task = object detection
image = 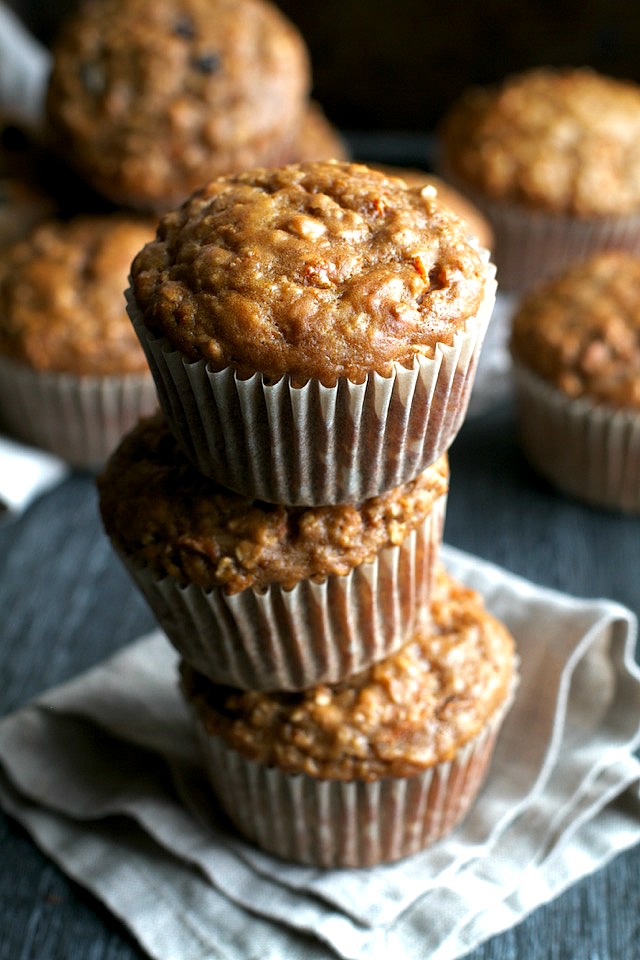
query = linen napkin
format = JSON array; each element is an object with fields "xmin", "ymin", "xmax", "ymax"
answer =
[
  {"xmin": 1, "ymin": 543, "xmax": 639, "ymax": 960},
  {"xmin": 0, "ymin": 435, "xmax": 68, "ymax": 517}
]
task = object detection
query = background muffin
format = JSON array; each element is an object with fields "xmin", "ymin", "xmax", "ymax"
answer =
[
  {"xmin": 129, "ymin": 159, "xmax": 496, "ymax": 505},
  {"xmin": 98, "ymin": 413, "xmax": 449, "ymax": 690},
  {"xmin": 510, "ymin": 250, "xmax": 640, "ymax": 512},
  {"xmin": 181, "ymin": 567, "xmax": 518, "ymax": 867},
  {"xmin": 0, "ymin": 213, "xmax": 158, "ymax": 466},
  {"xmin": 45, "ymin": 0, "xmax": 311, "ymax": 212},
  {"xmin": 438, "ymin": 67, "xmax": 640, "ymax": 292}
]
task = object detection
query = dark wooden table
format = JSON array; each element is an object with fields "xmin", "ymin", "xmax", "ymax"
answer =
[{"xmin": 1, "ymin": 396, "xmax": 639, "ymax": 960}]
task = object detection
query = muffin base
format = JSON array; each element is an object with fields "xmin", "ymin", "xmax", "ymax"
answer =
[
  {"xmin": 114, "ymin": 493, "xmax": 446, "ymax": 690},
  {"xmin": 513, "ymin": 362, "xmax": 640, "ymax": 513},
  {"xmin": 189, "ymin": 680, "xmax": 515, "ymax": 868},
  {"xmin": 0, "ymin": 354, "xmax": 158, "ymax": 468},
  {"xmin": 127, "ymin": 264, "xmax": 495, "ymax": 506}
]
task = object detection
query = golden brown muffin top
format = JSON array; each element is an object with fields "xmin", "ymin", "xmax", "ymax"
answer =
[
  {"xmin": 440, "ymin": 67, "xmax": 640, "ymax": 216},
  {"xmin": 0, "ymin": 214, "xmax": 155, "ymax": 375},
  {"xmin": 182, "ymin": 568, "xmax": 516, "ymax": 779},
  {"xmin": 130, "ymin": 160, "xmax": 489, "ymax": 386},
  {"xmin": 371, "ymin": 164, "xmax": 493, "ymax": 251},
  {"xmin": 97, "ymin": 413, "xmax": 449, "ymax": 594},
  {"xmin": 45, "ymin": 0, "xmax": 310, "ymax": 212},
  {"xmin": 510, "ymin": 251, "xmax": 640, "ymax": 408}
]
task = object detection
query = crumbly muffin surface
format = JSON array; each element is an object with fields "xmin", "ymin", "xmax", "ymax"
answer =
[
  {"xmin": 440, "ymin": 67, "xmax": 640, "ymax": 216},
  {"xmin": 45, "ymin": 0, "xmax": 310, "ymax": 212},
  {"xmin": 131, "ymin": 160, "xmax": 488, "ymax": 385},
  {"xmin": 510, "ymin": 251, "xmax": 640, "ymax": 407},
  {"xmin": 0, "ymin": 215, "xmax": 155, "ymax": 374},
  {"xmin": 97, "ymin": 413, "xmax": 449, "ymax": 593},
  {"xmin": 182, "ymin": 569, "xmax": 515, "ymax": 779}
]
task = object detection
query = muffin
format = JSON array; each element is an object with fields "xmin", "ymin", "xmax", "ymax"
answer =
[
  {"xmin": 439, "ymin": 67, "xmax": 640, "ymax": 292},
  {"xmin": 181, "ymin": 567, "xmax": 518, "ymax": 867},
  {"xmin": 289, "ymin": 100, "xmax": 350, "ymax": 163},
  {"xmin": 371, "ymin": 164, "xmax": 493, "ymax": 251},
  {"xmin": 0, "ymin": 214, "xmax": 158, "ymax": 466},
  {"xmin": 45, "ymin": 0, "xmax": 311, "ymax": 213},
  {"xmin": 98, "ymin": 413, "xmax": 449, "ymax": 690},
  {"xmin": 128, "ymin": 160, "xmax": 496, "ymax": 505},
  {"xmin": 510, "ymin": 250, "xmax": 640, "ymax": 512}
]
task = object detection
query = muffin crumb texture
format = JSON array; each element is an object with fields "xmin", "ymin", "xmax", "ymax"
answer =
[
  {"xmin": 510, "ymin": 251, "xmax": 640, "ymax": 407},
  {"xmin": 131, "ymin": 160, "xmax": 488, "ymax": 385},
  {"xmin": 182, "ymin": 569, "xmax": 515, "ymax": 780}
]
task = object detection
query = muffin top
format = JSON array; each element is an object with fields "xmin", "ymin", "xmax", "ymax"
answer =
[
  {"xmin": 0, "ymin": 214, "xmax": 155, "ymax": 375},
  {"xmin": 182, "ymin": 568, "xmax": 516, "ymax": 779},
  {"xmin": 130, "ymin": 160, "xmax": 489, "ymax": 386},
  {"xmin": 45, "ymin": 0, "xmax": 310, "ymax": 212},
  {"xmin": 97, "ymin": 413, "xmax": 449, "ymax": 594},
  {"xmin": 510, "ymin": 251, "xmax": 640, "ymax": 408},
  {"xmin": 440, "ymin": 67, "xmax": 640, "ymax": 217}
]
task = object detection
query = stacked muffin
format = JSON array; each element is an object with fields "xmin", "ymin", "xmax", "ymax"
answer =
[{"xmin": 98, "ymin": 159, "xmax": 517, "ymax": 867}]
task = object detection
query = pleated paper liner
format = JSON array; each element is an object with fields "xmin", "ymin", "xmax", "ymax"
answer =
[
  {"xmin": 113, "ymin": 493, "xmax": 446, "ymax": 691},
  {"xmin": 0, "ymin": 354, "xmax": 158, "ymax": 468},
  {"xmin": 513, "ymin": 363, "xmax": 640, "ymax": 514},
  {"xmin": 127, "ymin": 256, "xmax": 496, "ymax": 506},
  {"xmin": 189, "ymin": 674, "xmax": 517, "ymax": 868}
]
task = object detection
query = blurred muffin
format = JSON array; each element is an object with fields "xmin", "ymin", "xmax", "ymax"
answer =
[
  {"xmin": 45, "ymin": 0, "xmax": 311, "ymax": 213},
  {"xmin": 98, "ymin": 413, "xmax": 449, "ymax": 690},
  {"xmin": 372, "ymin": 164, "xmax": 493, "ymax": 251},
  {"xmin": 510, "ymin": 250, "xmax": 640, "ymax": 512},
  {"xmin": 129, "ymin": 160, "xmax": 496, "ymax": 505},
  {"xmin": 181, "ymin": 567, "xmax": 518, "ymax": 867},
  {"xmin": 439, "ymin": 67, "xmax": 640, "ymax": 292},
  {"xmin": 0, "ymin": 214, "xmax": 158, "ymax": 466},
  {"xmin": 289, "ymin": 100, "xmax": 349, "ymax": 163}
]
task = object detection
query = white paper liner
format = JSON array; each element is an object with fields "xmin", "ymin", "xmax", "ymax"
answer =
[
  {"xmin": 0, "ymin": 354, "xmax": 158, "ymax": 469},
  {"xmin": 114, "ymin": 494, "xmax": 446, "ymax": 690},
  {"xmin": 438, "ymin": 167, "xmax": 640, "ymax": 294},
  {"xmin": 191, "ymin": 677, "xmax": 516, "ymax": 868},
  {"xmin": 513, "ymin": 362, "xmax": 640, "ymax": 513},
  {"xmin": 126, "ymin": 262, "xmax": 496, "ymax": 506}
]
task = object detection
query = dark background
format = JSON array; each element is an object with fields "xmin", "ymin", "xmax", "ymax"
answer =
[{"xmin": 8, "ymin": 0, "xmax": 640, "ymax": 131}]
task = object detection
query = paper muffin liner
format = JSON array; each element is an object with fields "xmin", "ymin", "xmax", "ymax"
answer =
[
  {"xmin": 0, "ymin": 354, "xmax": 158, "ymax": 469},
  {"xmin": 513, "ymin": 362, "xmax": 640, "ymax": 513},
  {"xmin": 114, "ymin": 493, "xmax": 446, "ymax": 690},
  {"xmin": 126, "ymin": 262, "xmax": 496, "ymax": 506},
  {"xmin": 438, "ymin": 168, "xmax": 640, "ymax": 294},
  {"xmin": 189, "ymin": 673, "xmax": 517, "ymax": 868}
]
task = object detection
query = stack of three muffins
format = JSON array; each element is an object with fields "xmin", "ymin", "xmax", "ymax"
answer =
[{"xmin": 98, "ymin": 160, "xmax": 517, "ymax": 868}]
